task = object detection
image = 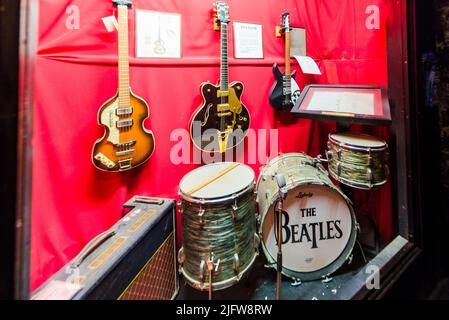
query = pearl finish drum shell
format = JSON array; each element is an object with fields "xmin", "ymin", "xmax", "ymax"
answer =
[
  {"xmin": 327, "ymin": 132, "xmax": 389, "ymax": 189},
  {"xmin": 178, "ymin": 162, "xmax": 259, "ymax": 291}
]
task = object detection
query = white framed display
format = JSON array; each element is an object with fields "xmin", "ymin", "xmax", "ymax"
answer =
[
  {"xmin": 135, "ymin": 9, "xmax": 182, "ymax": 58},
  {"xmin": 233, "ymin": 22, "xmax": 264, "ymax": 59}
]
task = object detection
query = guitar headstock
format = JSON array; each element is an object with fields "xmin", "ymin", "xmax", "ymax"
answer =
[
  {"xmin": 213, "ymin": 2, "xmax": 230, "ymax": 30},
  {"xmin": 113, "ymin": 0, "xmax": 132, "ymax": 8},
  {"xmin": 281, "ymin": 12, "xmax": 291, "ymax": 33}
]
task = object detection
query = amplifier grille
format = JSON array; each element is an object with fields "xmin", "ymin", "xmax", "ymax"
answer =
[{"xmin": 119, "ymin": 233, "xmax": 176, "ymax": 300}]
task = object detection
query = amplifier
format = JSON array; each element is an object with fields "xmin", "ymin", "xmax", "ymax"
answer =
[{"xmin": 32, "ymin": 196, "xmax": 179, "ymax": 300}]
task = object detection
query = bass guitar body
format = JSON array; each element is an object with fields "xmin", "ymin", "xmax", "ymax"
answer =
[
  {"xmin": 92, "ymin": 90, "xmax": 155, "ymax": 172},
  {"xmin": 269, "ymin": 63, "xmax": 301, "ymax": 111},
  {"xmin": 190, "ymin": 81, "xmax": 250, "ymax": 153}
]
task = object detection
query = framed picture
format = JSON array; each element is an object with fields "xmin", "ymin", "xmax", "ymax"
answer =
[
  {"xmin": 291, "ymin": 85, "xmax": 392, "ymax": 125},
  {"xmin": 135, "ymin": 10, "xmax": 182, "ymax": 58},
  {"xmin": 233, "ymin": 22, "xmax": 264, "ymax": 59}
]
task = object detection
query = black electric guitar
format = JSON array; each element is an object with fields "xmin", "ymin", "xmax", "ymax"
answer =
[
  {"xmin": 269, "ymin": 12, "xmax": 301, "ymax": 111},
  {"xmin": 190, "ymin": 2, "xmax": 250, "ymax": 153}
]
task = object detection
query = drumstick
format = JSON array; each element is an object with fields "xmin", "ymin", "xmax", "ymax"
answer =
[{"xmin": 186, "ymin": 163, "xmax": 241, "ymax": 196}]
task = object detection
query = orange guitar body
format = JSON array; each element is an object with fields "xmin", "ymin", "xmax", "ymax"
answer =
[{"xmin": 92, "ymin": 90, "xmax": 155, "ymax": 172}]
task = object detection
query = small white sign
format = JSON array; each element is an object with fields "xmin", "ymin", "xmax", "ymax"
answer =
[
  {"xmin": 233, "ymin": 22, "xmax": 264, "ymax": 59},
  {"xmin": 293, "ymin": 55, "xmax": 322, "ymax": 75},
  {"xmin": 102, "ymin": 16, "xmax": 118, "ymax": 33},
  {"xmin": 135, "ymin": 10, "xmax": 181, "ymax": 58}
]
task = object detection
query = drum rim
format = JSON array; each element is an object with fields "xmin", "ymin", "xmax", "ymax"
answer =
[
  {"xmin": 256, "ymin": 153, "xmax": 316, "ymax": 191},
  {"xmin": 179, "ymin": 162, "xmax": 255, "ymax": 203},
  {"xmin": 328, "ymin": 132, "xmax": 388, "ymax": 152},
  {"xmin": 180, "ymin": 182, "xmax": 255, "ymax": 204},
  {"xmin": 258, "ymin": 182, "xmax": 357, "ymax": 282},
  {"xmin": 179, "ymin": 248, "xmax": 259, "ymax": 291}
]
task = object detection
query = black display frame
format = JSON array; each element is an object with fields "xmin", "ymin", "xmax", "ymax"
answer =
[{"xmin": 291, "ymin": 84, "xmax": 392, "ymax": 125}]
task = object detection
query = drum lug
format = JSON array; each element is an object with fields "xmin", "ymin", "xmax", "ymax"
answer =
[
  {"xmin": 254, "ymin": 233, "xmax": 260, "ymax": 253},
  {"xmin": 368, "ymin": 148, "xmax": 373, "ymax": 166},
  {"xmin": 291, "ymin": 278, "xmax": 302, "ymax": 287},
  {"xmin": 367, "ymin": 168, "xmax": 373, "ymax": 189},
  {"xmin": 199, "ymin": 260, "xmax": 207, "ymax": 285},
  {"xmin": 207, "ymin": 253, "xmax": 220, "ymax": 272},
  {"xmin": 232, "ymin": 205, "xmax": 239, "ymax": 221},
  {"xmin": 233, "ymin": 253, "xmax": 240, "ymax": 277},
  {"xmin": 347, "ymin": 253, "xmax": 354, "ymax": 265},
  {"xmin": 287, "ymin": 173, "xmax": 295, "ymax": 186},
  {"xmin": 198, "ymin": 207, "xmax": 205, "ymax": 226},
  {"xmin": 177, "ymin": 247, "xmax": 185, "ymax": 273},
  {"xmin": 321, "ymin": 276, "xmax": 333, "ymax": 283},
  {"xmin": 177, "ymin": 200, "xmax": 183, "ymax": 214},
  {"xmin": 337, "ymin": 162, "xmax": 342, "ymax": 177},
  {"xmin": 336, "ymin": 147, "xmax": 342, "ymax": 161},
  {"xmin": 232, "ymin": 198, "xmax": 238, "ymax": 220}
]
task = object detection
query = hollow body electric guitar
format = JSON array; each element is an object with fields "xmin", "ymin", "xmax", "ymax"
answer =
[
  {"xmin": 190, "ymin": 2, "xmax": 250, "ymax": 153},
  {"xmin": 93, "ymin": 0, "xmax": 155, "ymax": 172},
  {"xmin": 269, "ymin": 12, "xmax": 301, "ymax": 111}
]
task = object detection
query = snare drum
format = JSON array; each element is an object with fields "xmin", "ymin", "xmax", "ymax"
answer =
[
  {"xmin": 327, "ymin": 132, "xmax": 389, "ymax": 190},
  {"xmin": 178, "ymin": 163, "xmax": 259, "ymax": 291},
  {"xmin": 257, "ymin": 153, "xmax": 357, "ymax": 282}
]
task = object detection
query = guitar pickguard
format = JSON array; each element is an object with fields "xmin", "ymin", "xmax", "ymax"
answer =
[
  {"xmin": 228, "ymin": 87, "xmax": 243, "ymax": 114},
  {"xmin": 100, "ymin": 99, "xmax": 120, "ymax": 145}
]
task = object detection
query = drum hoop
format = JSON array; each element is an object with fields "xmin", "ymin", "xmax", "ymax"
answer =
[
  {"xmin": 264, "ymin": 153, "xmax": 314, "ymax": 167},
  {"xmin": 180, "ymin": 179, "xmax": 255, "ymax": 204},
  {"xmin": 179, "ymin": 248, "xmax": 258, "ymax": 291},
  {"xmin": 329, "ymin": 133, "xmax": 388, "ymax": 152},
  {"xmin": 258, "ymin": 182, "xmax": 357, "ymax": 282},
  {"xmin": 256, "ymin": 153, "xmax": 318, "ymax": 192}
]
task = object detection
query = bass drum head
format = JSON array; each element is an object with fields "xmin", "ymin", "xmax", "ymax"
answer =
[
  {"xmin": 179, "ymin": 162, "xmax": 255, "ymax": 201},
  {"xmin": 260, "ymin": 183, "xmax": 357, "ymax": 281}
]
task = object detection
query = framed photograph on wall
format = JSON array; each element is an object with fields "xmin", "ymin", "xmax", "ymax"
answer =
[
  {"xmin": 233, "ymin": 22, "xmax": 264, "ymax": 59},
  {"xmin": 135, "ymin": 10, "xmax": 182, "ymax": 58}
]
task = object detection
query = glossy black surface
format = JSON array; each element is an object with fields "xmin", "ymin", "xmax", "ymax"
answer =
[{"xmin": 269, "ymin": 64, "xmax": 297, "ymax": 111}]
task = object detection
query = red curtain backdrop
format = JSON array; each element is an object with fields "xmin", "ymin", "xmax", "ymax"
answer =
[{"xmin": 31, "ymin": 0, "xmax": 390, "ymax": 291}]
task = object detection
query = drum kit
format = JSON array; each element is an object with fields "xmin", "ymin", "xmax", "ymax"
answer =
[{"xmin": 177, "ymin": 132, "xmax": 389, "ymax": 299}]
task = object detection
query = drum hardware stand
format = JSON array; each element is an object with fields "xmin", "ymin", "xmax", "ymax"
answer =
[
  {"xmin": 275, "ymin": 174, "xmax": 287, "ymax": 300},
  {"xmin": 206, "ymin": 254, "xmax": 220, "ymax": 301}
]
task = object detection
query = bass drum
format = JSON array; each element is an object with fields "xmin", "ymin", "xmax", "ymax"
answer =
[{"xmin": 257, "ymin": 153, "xmax": 357, "ymax": 282}]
